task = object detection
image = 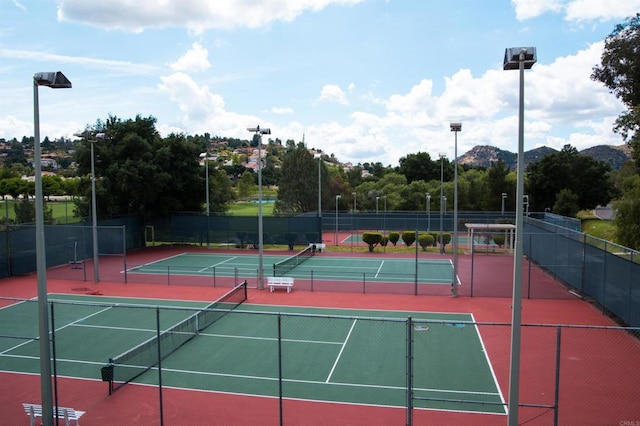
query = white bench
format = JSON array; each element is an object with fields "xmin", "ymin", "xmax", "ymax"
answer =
[
  {"xmin": 309, "ymin": 243, "xmax": 326, "ymax": 252},
  {"xmin": 23, "ymin": 403, "xmax": 85, "ymax": 426},
  {"xmin": 267, "ymin": 276, "xmax": 294, "ymax": 293}
]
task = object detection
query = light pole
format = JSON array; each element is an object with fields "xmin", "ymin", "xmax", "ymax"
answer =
[
  {"xmin": 247, "ymin": 125, "xmax": 271, "ymax": 290},
  {"xmin": 376, "ymin": 196, "xmax": 380, "ymax": 215},
  {"xmin": 34, "ymin": 71, "xmax": 72, "ymax": 426},
  {"xmin": 502, "ymin": 192, "xmax": 508, "ymax": 216},
  {"xmin": 335, "ymin": 195, "xmax": 341, "ymax": 245},
  {"xmin": 524, "ymin": 194, "xmax": 530, "ymax": 216},
  {"xmin": 314, "ymin": 153, "xmax": 322, "ymax": 218},
  {"xmin": 200, "ymin": 152, "xmax": 210, "ymax": 248},
  {"xmin": 504, "ymin": 46, "xmax": 537, "ymax": 426},
  {"xmin": 439, "ymin": 153, "xmax": 446, "ymax": 254},
  {"xmin": 450, "ymin": 122, "xmax": 461, "ymax": 297},
  {"xmin": 74, "ymin": 130, "xmax": 104, "ymax": 283},
  {"xmin": 352, "ymin": 192, "xmax": 357, "ymax": 213},
  {"xmin": 426, "ymin": 193, "xmax": 431, "ymax": 231}
]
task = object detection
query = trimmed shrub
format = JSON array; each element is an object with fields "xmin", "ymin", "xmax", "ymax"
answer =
[
  {"xmin": 381, "ymin": 236, "xmax": 389, "ymax": 247},
  {"xmin": 388, "ymin": 232, "xmax": 400, "ymax": 246},
  {"xmin": 362, "ymin": 232, "xmax": 383, "ymax": 252},
  {"xmin": 418, "ymin": 233, "xmax": 434, "ymax": 251},
  {"xmin": 402, "ymin": 231, "xmax": 416, "ymax": 247},
  {"xmin": 493, "ymin": 234, "xmax": 505, "ymax": 247}
]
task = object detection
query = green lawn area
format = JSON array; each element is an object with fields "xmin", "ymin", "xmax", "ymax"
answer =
[
  {"xmin": 1, "ymin": 199, "xmax": 81, "ymax": 224},
  {"xmin": 581, "ymin": 218, "xmax": 617, "ymax": 242}
]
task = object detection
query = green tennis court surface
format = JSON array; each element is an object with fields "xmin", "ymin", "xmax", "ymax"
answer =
[
  {"xmin": 128, "ymin": 252, "xmax": 457, "ymax": 284},
  {"xmin": 0, "ymin": 294, "xmax": 504, "ymax": 415}
]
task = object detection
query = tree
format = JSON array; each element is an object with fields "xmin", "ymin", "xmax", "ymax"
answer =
[
  {"xmin": 418, "ymin": 233, "xmax": 434, "ymax": 251},
  {"xmin": 591, "ymin": 13, "xmax": 640, "ymax": 167},
  {"xmin": 209, "ymin": 169, "xmax": 235, "ymax": 213},
  {"xmin": 362, "ymin": 232, "xmax": 383, "ymax": 252},
  {"xmin": 74, "ymin": 116, "xmax": 206, "ymax": 218},
  {"xmin": 276, "ymin": 142, "xmax": 323, "ymax": 213},
  {"xmin": 553, "ymin": 189, "xmax": 580, "ymax": 217},
  {"xmin": 485, "ymin": 159, "xmax": 510, "ymax": 210},
  {"xmin": 397, "ymin": 152, "xmax": 438, "ymax": 183},
  {"xmin": 236, "ymin": 170, "xmax": 256, "ymax": 199},
  {"xmin": 14, "ymin": 199, "xmax": 53, "ymax": 224},
  {"xmin": 614, "ymin": 176, "xmax": 640, "ymax": 250},
  {"xmin": 526, "ymin": 145, "xmax": 613, "ymax": 213}
]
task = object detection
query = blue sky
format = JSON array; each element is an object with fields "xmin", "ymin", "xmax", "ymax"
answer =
[{"xmin": 1, "ymin": 0, "xmax": 638, "ymax": 166}]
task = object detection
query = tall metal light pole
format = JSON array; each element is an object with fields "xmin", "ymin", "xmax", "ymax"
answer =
[
  {"xmin": 314, "ymin": 153, "xmax": 322, "ymax": 217},
  {"xmin": 352, "ymin": 192, "xmax": 357, "ymax": 212},
  {"xmin": 200, "ymin": 152, "xmax": 210, "ymax": 248},
  {"xmin": 439, "ymin": 153, "xmax": 446, "ymax": 254},
  {"xmin": 450, "ymin": 122, "xmax": 461, "ymax": 297},
  {"xmin": 502, "ymin": 192, "xmax": 508, "ymax": 216},
  {"xmin": 34, "ymin": 71, "xmax": 72, "ymax": 426},
  {"xmin": 504, "ymin": 46, "xmax": 537, "ymax": 426},
  {"xmin": 426, "ymin": 193, "xmax": 431, "ymax": 231},
  {"xmin": 247, "ymin": 125, "xmax": 271, "ymax": 290},
  {"xmin": 74, "ymin": 130, "xmax": 104, "ymax": 283},
  {"xmin": 376, "ymin": 196, "xmax": 380, "ymax": 215},
  {"xmin": 335, "ymin": 195, "xmax": 341, "ymax": 245}
]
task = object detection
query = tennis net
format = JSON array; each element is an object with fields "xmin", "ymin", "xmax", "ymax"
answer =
[
  {"xmin": 273, "ymin": 246, "xmax": 314, "ymax": 276},
  {"xmin": 107, "ymin": 280, "xmax": 247, "ymax": 391}
]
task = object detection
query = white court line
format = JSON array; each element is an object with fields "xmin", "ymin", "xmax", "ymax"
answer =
[
  {"xmin": 325, "ymin": 319, "xmax": 357, "ymax": 383},
  {"xmin": 198, "ymin": 256, "xmax": 237, "ymax": 273},
  {"xmin": 374, "ymin": 260, "xmax": 385, "ymax": 278}
]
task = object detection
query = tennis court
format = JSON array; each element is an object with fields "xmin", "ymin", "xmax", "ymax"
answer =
[
  {"xmin": 0, "ymin": 290, "xmax": 504, "ymax": 416},
  {"xmin": 127, "ymin": 251, "xmax": 458, "ymax": 285}
]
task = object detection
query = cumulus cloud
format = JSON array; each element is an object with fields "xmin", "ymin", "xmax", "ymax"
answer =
[
  {"xmin": 57, "ymin": 0, "xmax": 365, "ymax": 32},
  {"xmin": 565, "ymin": 0, "xmax": 640, "ymax": 22},
  {"xmin": 511, "ymin": 0, "xmax": 563, "ymax": 20},
  {"xmin": 511, "ymin": 0, "xmax": 640, "ymax": 22},
  {"xmin": 319, "ymin": 84, "xmax": 349, "ymax": 105},
  {"xmin": 169, "ymin": 43, "xmax": 210, "ymax": 73}
]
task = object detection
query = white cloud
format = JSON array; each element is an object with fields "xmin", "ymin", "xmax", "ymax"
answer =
[
  {"xmin": 13, "ymin": 1, "xmax": 27, "ymax": 12},
  {"xmin": 0, "ymin": 48, "xmax": 161, "ymax": 75},
  {"xmin": 57, "ymin": 0, "xmax": 365, "ymax": 33},
  {"xmin": 511, "ymin": 0, "xmax": 563, "ymax": 20},
  {"xmin": 564, "ymin": 0, "xmax": 640, "ymax": 22},
  {"xmin": 511, "ymin": 0, "xmax": 640, "ymax": 22},
  {"xmin": 271, "ymin": 107, "xmax": 294, "ymax": 114},
  {"xmin": 318, "ymin": 84, "xmax": 349, "ymax": 105},
  {"xmin": 157, "ymin": 72, "xmax": 269, "ymax": 138},
  {"xmin": 169, "ymin": 43, "xmax": 210, "ymax": 73}
]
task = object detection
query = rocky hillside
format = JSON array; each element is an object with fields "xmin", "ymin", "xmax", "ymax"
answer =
[{"xmin": 458, "ymin": 144, "xmax": 631, "ymax": 170}]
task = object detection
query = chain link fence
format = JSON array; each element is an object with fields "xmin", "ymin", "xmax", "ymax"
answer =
[{"xmin": 2, "ymin": 296, "xmax": 639, "ymax": 425}]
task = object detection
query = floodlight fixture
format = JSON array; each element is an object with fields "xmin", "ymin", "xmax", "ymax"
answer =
[
  {"xmin": 247, "ymin": 126, "xmax": 271, "ymax": 135},
  {"xmin": 450, "ymin": 122, "xmax": 462, "ymax": 132},
  {"xmin": 34, "ymin": 71, "xmax": 72, "ymax": 89},
  {"xmin": 503, "ymin": 47, "xmax": 537, "ymax": 70}
]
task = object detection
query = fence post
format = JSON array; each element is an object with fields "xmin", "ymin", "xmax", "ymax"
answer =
[
  {"xmin": 278, "ymin": 314, "xmax": 283, "ymax": 426},
  {"xmin": 406, "ymin": 316, "xmax": 413, "ymax": 426},
  {"xmin": 157, "ymin": 307, "xmax": 164, "ymax": 426},
  {"xmin": 553, "ymin": 326, "xmax": 562, "ymax": 426}
]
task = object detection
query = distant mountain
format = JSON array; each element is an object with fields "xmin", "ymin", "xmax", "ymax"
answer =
[
  {"xmin": 579, "ymin": 144, "xmax": 632, "ymax": 170},
  {"xmin": 458, "ymin": 144, "xmax": 631, "ymax": 170}
]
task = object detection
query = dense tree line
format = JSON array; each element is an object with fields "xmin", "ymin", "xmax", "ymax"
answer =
[{"xmin": 591, "ymin": 13, "xmax": 640, "ymax": 249}]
